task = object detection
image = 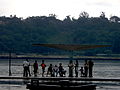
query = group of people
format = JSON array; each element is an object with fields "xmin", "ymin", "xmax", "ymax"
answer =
[
  {"xmin": 23, "ymin": 59, "xmax": 31, "ymax": 77},
  {"xmin": 23, "ymin": 59, "xmax": 66, "ymax": 77},
  {"xmin": 23, "ymin": 59, "xmax": 94, "ymax": 77},
  {"xmin": 23, "ymin": 59, "xmax": 46, "ymax": 77},
  {"xmin": 79, "ymin": 59, "xmax": 94, "ymax": 77},
  {"xmin": 68, "ymin": 59, "xmax": 94, "ymax": 77},
  {"xmin": 46, "ymin": 63, "xmax": 66, "ymax": 77}
]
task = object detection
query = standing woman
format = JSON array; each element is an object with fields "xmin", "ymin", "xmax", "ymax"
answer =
[
  {"xmin": 33, "ymin": 60, "xmax": 38, "ymax": 77},
  {"xmin": 84, "ymin": 59, "xmax": 89, "ymax": 77}
]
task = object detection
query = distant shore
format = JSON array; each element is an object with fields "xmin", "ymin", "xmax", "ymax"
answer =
[{"xmin": 0, "ymin": 54, "xmax": 120, "ymax": 60}]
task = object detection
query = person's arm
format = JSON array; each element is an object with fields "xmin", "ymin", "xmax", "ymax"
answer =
[
  {"xmin": 23, "ymin": 61, "xmax": 25, "ymax": 67},
  {"xmin": 29, "ymin": 62, "xmax": 30, "ymax": 66}
]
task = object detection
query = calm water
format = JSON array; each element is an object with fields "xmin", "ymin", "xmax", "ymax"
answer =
[{"xmin": 0, "ymin": 59, "xmax": 120, "ymax": 90}]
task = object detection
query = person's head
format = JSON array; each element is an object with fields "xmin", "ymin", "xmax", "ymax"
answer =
[
  {"xmin": 69, "ymin": 60, "xmax": 73, "ymax": 64},
  {"xmin": 50, "ymin": 64, "xmax": 52, "ymax": 66},
  {"xmin": 76, "ymin": 60, "xmax": 78, "ymax": 64},
  {"xmin": 55, "ymin": 65, "xmax": 57, "ymax": 67},
  {"xmin": 59, "ymin": 63, "xmax": 62, "ymax": 66},
  {"xmin": 42, "ymin": 60, "xmax": 44, "ymax": 63},
  {"xmin": 35, "ymin": 60, "xmax": 37, "ymax": 63},
  {"xmin": 85, "ymin": 59, "xmax": 87, "ymax": 63},
  {"xmin": 26, "ymin": 59, "xmax": 29, "ymax": 62}
]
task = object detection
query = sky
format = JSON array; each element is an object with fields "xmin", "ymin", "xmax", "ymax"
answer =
[{"xmin": 0, "ymin": 0, "xmax": 120, "ymax": 20}]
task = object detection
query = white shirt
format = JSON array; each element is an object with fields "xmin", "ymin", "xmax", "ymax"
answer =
[{"xmin": 23, "ymin": 61, "xmax": 30, "ymax": 67}]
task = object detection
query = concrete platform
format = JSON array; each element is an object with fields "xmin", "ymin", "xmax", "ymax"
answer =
[{"xmin": 0, "ymin": 76, "xmax": 120, "ymax": 82}]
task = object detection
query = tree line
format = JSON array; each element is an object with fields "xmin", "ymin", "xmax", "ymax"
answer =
[{"xmin": 0, "ymin": 12, "xmax": 120, "ymax": 55}]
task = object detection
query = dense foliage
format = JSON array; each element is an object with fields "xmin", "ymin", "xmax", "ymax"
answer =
[{"xmin": 0, "ymin": 12, "xmax": 120, "ymax": 55}]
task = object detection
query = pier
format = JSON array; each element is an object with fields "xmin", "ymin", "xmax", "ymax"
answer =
[{"xmin": 0, "ymin": 76, "xmax": 120, "ymax": 82}]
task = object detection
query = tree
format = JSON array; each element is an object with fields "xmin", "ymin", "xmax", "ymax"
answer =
[
  {"xmin": 100, "ymin": 12, "xmax": 105, "ymax": 18},
  {"xmin": 79, "ymin": 11, "xmax": 89, "ymax": 18},
  {"xmin": 110, "ymin": 16, "xmax": 120, "ymax": 23}
]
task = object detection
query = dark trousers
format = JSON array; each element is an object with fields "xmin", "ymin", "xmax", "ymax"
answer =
[
  {"xmin": 69, "ymin": 68, "xmax": 73, "ymax": 77},
  {"xmin": 23, "ymin": 66, "xmax": 31, "ymax": 77},
  {"xmin": 23, "ymin": 67, "xmax": 28, "ymax": 77},
  {"xmin": 89, "ymin": 67, "xmax": 93, "ymax": 77},
  {"xmin": 84, "ymin": 69, "xmax": 88, "ymax": 77}
]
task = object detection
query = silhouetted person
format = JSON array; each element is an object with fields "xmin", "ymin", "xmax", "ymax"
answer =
[
  {"xmin": 84, "ymin": 60, "xmax": 88, "ymax": 77},
  {"xmin": 41, "ymin": 60, "xmax": 46, "ymax": 77},
  {"xmin": 53, "ymin": 65, "xmax": 59, "ymax": 77},
  {"xmin": 58, "ymin": 63, "xmax": 66, "ymax": 77},
  {"xmin": 68, "ymin": 60, "xmax": 74, "ymax": 77},
  {"xmin": 23, "ymin": 59, "xmax": 31, "ymax": 77},
  {"xmin": 75, "ymin": 60, "xmax": 79, "ymax": 77},
  {"xmin": 79, "ymin": 67, "xmax": 84, "ymax": 77},
  {"xmin": 88, "ymin": 60, "xmax": 94, "ymax": 77},
  {"xmin": 47, "ymin": 64, "xmax": 53, "ymax": 77},
  {"xmin": 33, "ymin": 60, "xmax": 38, "ymax": 77}
]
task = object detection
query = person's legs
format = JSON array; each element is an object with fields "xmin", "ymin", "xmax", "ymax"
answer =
[
  {"xmin": 42, "ymin": 69, "xmax": 44, "ymax": 77},
  {"xmin": 23, "ymin": 67, "xmax": 25, "ymax": 77},
  {"xmin": 89, "ymin": 68, "xmax": 93, "ymax": 77},
  {"xmin": 27, "ymin": 67, "xmax": 31, "ymax": 76},
  {"xmin": 25, "ymin": 67, "xmax": 28, "ymax": 77},
  {"xmin": 85, "ymin": 69, "xmax": 88, "ymax": 77}
]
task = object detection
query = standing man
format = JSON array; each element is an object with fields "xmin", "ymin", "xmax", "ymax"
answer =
[
  {"xmin": 88, "ymin": 59, "xmax": 94, "ymax": 77},
  {"xmin": 58, "ymin": 63, "xmax": 64, "ymax": 77},
  {"xmin": 68, "ymin": 60, "xmax": 74, "ymax": 77},
  {"xmin": 33, "ymin": 60, "xmax": 38, "ymax": 77},
  {"xmin": 41, "ymin": 60, "xmax": 46, "ymax": 77},
  {"xmin": 84, "ymin": 59, "xmax": 88, "ymax": 77},
  {"xmin": 75, "ymin": 60, "xmax": 79, "ymax": 77},
  {"xmin": 23, "ymin": 59, "xmax": 31, "ymax": 77}
]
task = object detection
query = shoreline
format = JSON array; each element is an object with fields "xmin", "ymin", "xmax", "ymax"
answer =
[{"xmin": 0, "ymin": 55, "xmax": 120, "ymax": 60}]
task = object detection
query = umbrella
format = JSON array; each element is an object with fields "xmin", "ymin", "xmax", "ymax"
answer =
[{"xmin": 32, "ymin": 44, "xmax": 111, "ymax": 51}]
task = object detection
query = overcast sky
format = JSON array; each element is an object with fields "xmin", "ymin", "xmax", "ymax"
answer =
[{"xmin": 0, "ymin": 0, "xmax": 120, "ymax": 20}]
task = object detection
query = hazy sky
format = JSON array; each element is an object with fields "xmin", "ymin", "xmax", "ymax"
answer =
[{"xmin": 0, "ymin": 0, "xmax": 120, "ymax": 20}]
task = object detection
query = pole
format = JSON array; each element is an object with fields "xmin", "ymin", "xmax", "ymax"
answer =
[{"xmin": 9, "ymin": 51, "xmax": 12, "ymax": 76}]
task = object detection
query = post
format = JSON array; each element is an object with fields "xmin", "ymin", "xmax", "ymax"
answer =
[{"xmin": 9, "ymin": 51, "xmax": 12, "ymax": 76}]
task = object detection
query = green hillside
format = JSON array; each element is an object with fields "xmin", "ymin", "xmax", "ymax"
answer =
[{"xmin": 0, "ymin": 12, "xmax": 120, "ymax": 55}]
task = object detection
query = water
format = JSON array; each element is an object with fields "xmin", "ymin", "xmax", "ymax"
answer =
[{"xmin": 0, "ymin": 59, "xmax": 120, "ymax": 90}]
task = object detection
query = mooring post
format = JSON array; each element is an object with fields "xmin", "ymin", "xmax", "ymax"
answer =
[{"xmin": 9, "ymin": 51, "xmax": 12, "ymax": 76}]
